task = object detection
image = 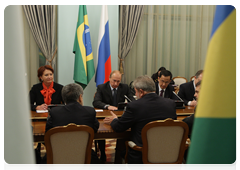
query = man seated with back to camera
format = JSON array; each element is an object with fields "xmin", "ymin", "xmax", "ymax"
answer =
[
  {"xmin": 45, "ymin": 83, "xmax": 100, "ymax": 164},
  {"xmin": 155, "ymin": 70, "xmax": 178, "ymax": 100},
  {"xmin": 92, "ymin": 70, "xmax": 135, "ymax": 162},
  {"xmin": 103, "ymin": 75, "xmax": 177, "ymax": 164},
  {"xmin": 178, "ymin": 70, "xmax": 203, "ymax": 106}
]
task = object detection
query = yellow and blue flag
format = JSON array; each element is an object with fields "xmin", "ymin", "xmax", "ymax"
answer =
[
  {"xmin": 187, "ymin": 5, "xmax": 236, "ymax": 164},
  {"xmin": 73, "ymin": 5, "xmax": 95, "ymax": 89}
]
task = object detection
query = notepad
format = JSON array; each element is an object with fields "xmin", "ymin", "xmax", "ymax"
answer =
[
  {"xmin": 95, "ymin": 109, "xmax": 103, "ymax": 112},
  {"xmin": 36, "ymin": 110, "xmax": 48, "ymax": 113}
]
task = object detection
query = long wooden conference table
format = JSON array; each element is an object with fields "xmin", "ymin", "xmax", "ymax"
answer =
[
  {"xmin": 32, "ymin": 106, "xmax": 194, "ymax": 141},
  {"xmin": 31, "ymin": 106, "xmax": 194, "ymax": 163}
]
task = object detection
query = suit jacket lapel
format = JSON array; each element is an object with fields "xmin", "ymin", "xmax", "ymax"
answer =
[
  {"xmin": 190, "ymin": 81, "xmax": 195, "ymax": 96},
  {"xmin": 164, "ymin": 86, "xmax": 169, "ymax": 98},
  {"xmin": 105, "ymin": 82, "xmax": 113, "ymax": 101},
  {"xmin": 155, "ymin": 82, "xmax": 159, "ymax": 95}
]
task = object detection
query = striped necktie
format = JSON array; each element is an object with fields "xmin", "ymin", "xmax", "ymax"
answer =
[
  {"xmin": 112, "ymin": 88, "xmax": 117, "ymax": 106},
  {"xmin": 160, "ymin": 89, "xmax": 164, "ymax": 97}
]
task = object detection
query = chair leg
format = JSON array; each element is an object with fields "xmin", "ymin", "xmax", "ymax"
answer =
[
  {"xmin": 124, "ymin": 141, "xmax": 129, "ymax": 164},
  {"xmin": 94, "ymin": 140, "xmax": 98, "ymax": 153}
]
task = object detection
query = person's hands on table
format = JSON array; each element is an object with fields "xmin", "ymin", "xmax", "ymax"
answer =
[{"xmin": 103, "ymin": 111, "xmax": 118, "ymax": 124}]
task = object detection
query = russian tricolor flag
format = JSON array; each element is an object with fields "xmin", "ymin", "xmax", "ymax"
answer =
[{"xmin": 95, "ymin": 5, "xmax": 112, "ymax": 86}]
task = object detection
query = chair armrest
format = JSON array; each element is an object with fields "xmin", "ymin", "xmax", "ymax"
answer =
[
  {"xmin": 185, "ymin": 138, "xmax": 190, "ymax": 150},
  {"xmin": 128, "ymin": 141, "xmax": 142, "ymax": 152},
  {"xmin": 124, "ymin": 141, "xmax": 142, "ymax": 163},
  {"xmin": 186, "ymin": 138, "xmax": 190, "ymax": 144}
]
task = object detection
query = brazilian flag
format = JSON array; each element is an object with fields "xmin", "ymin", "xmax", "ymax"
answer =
[
  {"xmin": 73, "ymin": 5, "xmax": 95, "ymax": 89},
  {"xmin": 187, "ymin": 5, "xmax": 236, "ymax": 164}
]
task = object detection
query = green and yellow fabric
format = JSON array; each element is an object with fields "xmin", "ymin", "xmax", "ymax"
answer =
[
  {"xmin": 187, "ymin": 5, "xmax": 236, "ymax": 164},
  {"xmin": 73, "ymin": 5, "xmax": 95, "ymax": 89}
]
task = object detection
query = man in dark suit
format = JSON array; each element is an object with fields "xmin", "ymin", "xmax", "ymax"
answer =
[
  {"xmin": 182, "ymin": 80, "xmax": 201, "ymax": 137},
  {"xmin": 45, "ymin": 83, "xmax": 100, "ymax": 163},
  {"xmin": 93, "ymin": 70, "xmax": 135, "ymax": 110},
  {"xmin": 178, "ymin": 70, "xmax": 203, "ymax": 106},
  {"xmin": 92, "ymin": 70, "xmax": 135, "ymax": 162},
  {"xmin": 155, "ymin": 70, "xmax": 178, "ymax": 100},
  {"xmin": 104, "ymin": 75, "xmax": 177, "ymax": 164}
]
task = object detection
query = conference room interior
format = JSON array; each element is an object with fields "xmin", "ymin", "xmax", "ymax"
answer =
[
  {"xmin": 31, "ymin": 106, "xmax": 194, "ymax": 163},
  {"xmin": 4, "ymin": 5, "xmax": 236, "ymax": 165},
  {"xmin": 23, "ymin": 5, "xmax": 215, "ymax": 96}
]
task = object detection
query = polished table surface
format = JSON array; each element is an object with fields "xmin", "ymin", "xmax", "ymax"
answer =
[
  {"xmin": 31, "ymin": 106, "xmax": 194, "ymax": 120},
  {"xmin": 32, "ymin": 106, "xmax": 194, "ymax": 141}
]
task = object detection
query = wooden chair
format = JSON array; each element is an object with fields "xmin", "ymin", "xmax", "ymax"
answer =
[
  {"xmin": 126, "ymin": 118, "xmax": 189, "ymax": 164},
  {"xmin": 44, "ymin": 123, "xmax": 94, "ymax": 164},
  {"xmin": 190, "ymin": 76, "xmax": 195, "ymax": 82},
  {"xmin": 172, "ymin": 76, "xmax": 188, "ymax": 86}
]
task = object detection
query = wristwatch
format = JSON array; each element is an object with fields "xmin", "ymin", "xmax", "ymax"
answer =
[{"xmin": 105, "ymin": 105, "xmax": 110, "ymax": 110}]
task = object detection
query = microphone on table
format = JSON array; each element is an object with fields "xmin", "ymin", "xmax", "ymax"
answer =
[
  {"xmin": 172, "ymin": 91, "xmax": 184, "ymax": 102},
  {"xmin": 172, "ymin": 91, "xmax": 185, "ymax": 108},
  {"xmin": 124, "ymin": 95, "xmax": 132, "ymax": 102}
]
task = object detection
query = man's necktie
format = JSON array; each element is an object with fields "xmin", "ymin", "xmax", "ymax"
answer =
[
  {"xmin": 113, "ymin": 88, "xmax": 117, "ymax": 106},
  {"xmin": 160, "ymin": 89, "xmax": 164, "ymax": 97}
]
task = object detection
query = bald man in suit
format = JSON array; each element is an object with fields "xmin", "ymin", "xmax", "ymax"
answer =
[{"xmin": 93, "ymin": 70, "xmax": 135, "ymax": 110}]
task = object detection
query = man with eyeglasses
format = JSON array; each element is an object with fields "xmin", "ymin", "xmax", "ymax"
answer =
[
  {"xmin": 155, "ymin": 70, "xmax": 178, "ymax": 100},
  {"xmin": 178, "ymin": 70, "xmax": 203, "ymax": 106}
]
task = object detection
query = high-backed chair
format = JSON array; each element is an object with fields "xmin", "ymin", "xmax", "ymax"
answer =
[
  {"xmin": 172, "ymin": 76, "xmax": 188, "ymax": 86},
  {"xmin": 172, "ymin": 76, "xmax": 188, "ymax": 93},
  {"xmin": 190, "ymin": 76, "xmax": 195, "ymax": 82},
  {"xmin": 44, "ymin": 123, "xmax": 94, "ymax": 164},
  {"xmin": 126, "ymin": 118, "xmax": 189, "ymax": 164}
]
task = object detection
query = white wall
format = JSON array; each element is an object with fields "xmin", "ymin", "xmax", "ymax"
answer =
[
  {"xmin": 58, "ymin": 5, "xmax": 119, "ymax": 106},
  {"xmin": 4, "ymin": 5, "xmax": 35, "ymax": 164}
]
